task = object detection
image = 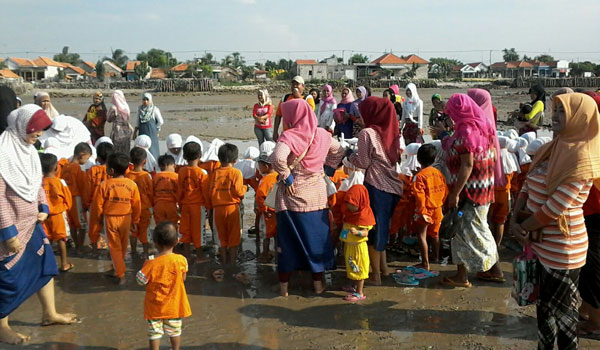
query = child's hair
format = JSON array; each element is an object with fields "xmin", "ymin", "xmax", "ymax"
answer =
[
  {"xmin": 39, "ymin": 153, "xmax": 58, "ymax": 175},
  {"xmin": 183, "ymin": 142, "xmax": 202, "ymax": 162},
  {"xmin": 520, "ymin": 103, "xmax": 533, "ymax": 115},
  {"xmin": 129, "ymin": 147, "xmax": 147, "ymax": 166},
  {"xmin": 74, "ymin": 142, "xmax": 92, "ymax": 156},
  {"xmin": 107, "ymin": 152, "xmax": 130, "ymax": 176},
  {"xmin": 152, "ymin": 221, "xmax": 178, "ymax": 248},
  {"xmin": 158, "ymin": 154, "xmax": 175, "ymax": 170},
  {"xmin": 417, "ymin": 144, "xmax": 438, "ymax": 167},
  {"xmin": 218, "ymin": 143, "xmax": 238, "ymax": 164},
  {"xmin": 96, "ymin": 142, "xmax": 114, "ymax": 164}
]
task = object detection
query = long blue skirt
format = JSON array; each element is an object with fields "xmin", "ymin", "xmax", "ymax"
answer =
[
  {"xmin": 0, "ymin": 224, "xmax": 58, "ymax": 318},
  {"xmin": 138, "ymin": 119, "xmax": 160, "ymax": 161},
  {"xmin": 365, "ymin": 182, "xmax": 400, "ymax": 252},
  {"xmin": 276, "ymin": 210, "xmax": 335, "ymax": 273}
]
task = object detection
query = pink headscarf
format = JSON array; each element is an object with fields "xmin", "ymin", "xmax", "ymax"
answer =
[
  {"xmin": 444, "ymin": 93, "xmax": 505, "ymax": 186},
  {"xmin": 339, "ymin": 87, "xmax": 355, "ymax": 104},
  {"xmin": 468, "ymin": 89, "xmax": 495, "ymax": 126},
  {"xmin": 111, "ymin": 90, "xmax": 130, "ymax": 121},
  {"xmin": 278, "ymin": 99, "xmax": 332, "ymax": 173},
  {"xmin": 390, "ymin": 84, "xmax": 400, "ymax": 96},
  {"xmin": 320, "ymin": 84, "xmax": 337, "ymax": 115}
]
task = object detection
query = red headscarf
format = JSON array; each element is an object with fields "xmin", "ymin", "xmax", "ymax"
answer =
[
  {"xmin": 582, "ymin": 91, "xmax": 600, "ymax": 110},
  {"xmin": 342, "ymin": 184, "xmax": 376, "ymax": 227},
  {"xmin": 278, "ymin": 99, "xmax": 331, "ymax": 173},
  {"xmin": 358, "ymin": 96, "xmax": 400, "ymax": 164}
]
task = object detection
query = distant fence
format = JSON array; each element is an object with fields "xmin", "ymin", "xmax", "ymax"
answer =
[
  {"xmin": 512, "ymin": 77, "xmax": 600, "ymax": 88},
  {"xmin": 109, "ymin": 78, "xmax": 213, "ymax": 92}
]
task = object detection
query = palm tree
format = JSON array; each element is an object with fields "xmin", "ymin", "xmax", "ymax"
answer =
[{"xmin": 221, "ymin": 55, "xmax": 233, "ymax": 67}]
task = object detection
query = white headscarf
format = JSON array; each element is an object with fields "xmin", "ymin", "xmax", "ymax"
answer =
[
  {"xmin": 521, "ymin": 131, "xmax": 536, "ymax": 145},
  {"xmin": 34, "ymin": 91, "xmax": 59, "ymax": 119},
  {"xmin": 516, "ymin": 137, "xmax": 532, "ymax": 165},
  {"xmin": 504, "ymin": 129, "xmax": 519, "ymax": 140},
  {"xmin": 165, "ymin": 133, "xmax": 183, "ymax": 162},
  {"xmin": 234, "ymin": 159, "xmax": 256, "ymax": 179},
  {"xmin": 404, "ymin": 83, "xmax": 422, "ymax": 115},
  {"xmin": 244, "ymin": 146, "xmax": 260, "ymax": 160},
  {"xmin": 0, "ymin": 104, "xmax": 50, "ymax": 202},
  {"xmin": 259, "ymin": 141, "xmax": 276, "ymax": 156},
  {"xmin": 176, "ymin": 135, "xmax": 203, "ymax": 166},
  {"xmin": 202, "ymin": 138, "xmax": 225, "ymax": 162},
  {"xmin": 339, "ymin": 158, "xmax": 365, "ymax": 192},
  {"xmin": 498, "ymin": 136, "xmax": 520, "ymax": 175},
  {"xmin": 134, "ymin": 134, "xmax": 159, "ymax": 172},
  {"xmin": 400, "ymin": 142, "xmax": 421, "ymax": 176},
  {"xmin": 526, "ymin": 138, "xmax": 549, "ymax": 156},
  {"xmin": 94, "ymin": 136, "xmax": 113, "ymax": 148}
]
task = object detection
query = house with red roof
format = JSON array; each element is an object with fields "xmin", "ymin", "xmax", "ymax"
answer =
[
  {"xmin": 356, "ymin": 53, "xmax": 429, "ymax": 79},
  {"xmin": 294, "ymin": 59, "xmax": 327, "ymax": 81},
  {"xmin": 5, "ymin": 56, "xmax": 65, "ymax": 81},
  {"xmin": 125, "ymin": 60, "xmax": 152, "ymax": 80},
  {"xmin": 77, "ymin": 61, "xmax": 96, "ymax": 74},
  {"xmin": 0, "ymin": 68, "xmax": 22, "ymax": 81},
  {"xmin": 490, "ymin": 60, "xmax": 553, "ymax": 78}
]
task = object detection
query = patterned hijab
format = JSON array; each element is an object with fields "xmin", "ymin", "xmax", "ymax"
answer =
[{"xmin": 138, "ymin": 92, "xmax": 155, "ymax": 124}]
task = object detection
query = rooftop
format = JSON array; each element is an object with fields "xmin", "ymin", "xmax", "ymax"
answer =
[
  {"xmin": 371, "ymin": 53, "xmax": 429, "ymax": 65},
  {"xmin": 295, "ymin": 59, "xmax": 318, "ymax": 65},
  {"xmin": 0, "ymin": 69, "xmax": 20, "ymax": 79}
]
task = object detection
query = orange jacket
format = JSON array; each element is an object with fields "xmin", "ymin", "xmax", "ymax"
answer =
[
  {"xmin": 412, "ymin": 166, "xmax": 448, "ymax": 215},
  {"xmin": 177, "ymin": 166, "xmax": 207, "ymax": 206},
  {"xmin": 206, "ymin": 167, "xmax": 247, "ymax": 209},
  {"xmin": 126, "ymin": 170, "xmax": 153, "ymax": 210},
  {"xmin": 256, "ymin": 172, "xmax": 278, "ymax": 213},
  {"xmin": 43, "ymin": 177, "xmax": 72, "ymax": 215}
]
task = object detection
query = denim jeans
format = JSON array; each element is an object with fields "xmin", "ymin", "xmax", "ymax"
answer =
[{"xmin": 254, "ymin": 126, "xmax": 274, "ymax": 145}]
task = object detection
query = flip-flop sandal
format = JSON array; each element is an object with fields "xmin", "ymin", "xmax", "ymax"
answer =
[
  {"xmin": 440, "ymin": 277, "xmax": 472, "ymax": 288},
  {"xmin": 476, "ymin": 272, "xmax": 506, "ymax": 283},
  {"xmin": 234, "ymin": 272, "xmax": 250, "ymax": 285},
  {"xmin": 342, "ymin": 285, "xmax": 357, "ymax": 293},
  {"xmin": 343, "ymin": 292, "xmax": 366, "ymax": 302},
  {"xmin": 405, "ymin": 266, "xmax": 440, "ymax": 278},
  {"xmin": 212, "ymin": 269, "xmax": 225, "ymax": 282},
  {"xmin": 59, "ymin": 263, "xmax": 74, "ymax": 272},
  {"xmin": 392, "ymin": 273, "xmax": 419, "ymax": 286}
]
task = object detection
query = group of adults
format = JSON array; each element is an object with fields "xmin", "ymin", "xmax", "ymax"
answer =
[
  {"xmin": 0, "ymin": 85, "xmax": 168, "ymax": 344},
  {"xmin": 266, "ymin": 76, "xmax": 600, "ymax": 348}
]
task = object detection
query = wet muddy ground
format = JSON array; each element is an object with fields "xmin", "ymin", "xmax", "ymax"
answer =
[{"xmin": 9, "ymin": 89, "xmax": 600, "ymax": 349}]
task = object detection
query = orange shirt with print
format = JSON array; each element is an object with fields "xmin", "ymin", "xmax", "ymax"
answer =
[
  {"xmin": 153, "ymin": 172, "xmax": 179, "ymax": 203},
  {"xmin": 138, "ymin": 253, "xmax": 192, "ymax": 320},
  {"xmin": 43, "ymin": 177, "xmax": 72, "ymax": 215},
  {"xmin": 177, "ymin": 166, "xmax": 207, "ymax": 206},
  {"xmin": 90, "ymin": 177, "xmax": 141, "ymax": 223},
  {"xmin": 126, "ymin": 170, "xmax": 154, "ymax": 210},
  {"xmin": 206, "ymin": 167, "xmax": 247, "ymax": 209},
  {"xmin": 411, "ymin": 166, "xmax": 448, "ymax": 222}
]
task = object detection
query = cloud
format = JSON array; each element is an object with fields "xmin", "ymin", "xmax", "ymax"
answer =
[{"xmin": 236, "ymin": 0, "xmax": 256, "ymax": 4}]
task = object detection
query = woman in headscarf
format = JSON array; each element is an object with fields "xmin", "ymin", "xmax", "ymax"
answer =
[
  {"xmin": 511, "ymin": 84, "xmax": 547, "ymax": 135},
  {"xmin": 0, "ymin": 105, "xmax": 77, "ymax": 345},
  {"xmin": 83, "ymin": 91, "xmax": 107, "ymax": 145},
  {"xmin": 0, "ymin": 86, "xmax": 17, "ymax": 134},
  {"xmin": 382, "ymin": 88, "xmax": 403, "ymax": 120},
  {"xmin": 350, "ymin": 86, "xmax": 367, "ymax": 137},
  {"xmin": 270, "ymin": 99, "xmax": 347, "ymax": 297},
  {"xmin": 315, "ymin": 84, "xmax": 337, "ymax": 133},
  {"xmin": 401, "ymin": 83, "xmax": 424, "ymax": 144},
  {"xmin": 438, "ymin": 93, "xmax": 503, "ymax": 288},
  {"xmin": 252, "ymin": 89, "xmax": 274, "ymax": 145},
  {"xmin": 106, "ymin": 90, "xmax": 132, "ymax": 154},
  {"xmin": 134, "ymin": 93, "xmax": 163, "ymax": 160},
  {"xmin": 349, "ymin": 97, "xmax": 403, "ymax": 285},
  {"xmin": 308, "ymin": 88, "xmax": 320, "ymax": 112},
  {"xmin": 334, "ymin": 87, "xmax": 355, "ymax": 139},
  {"xmin": 429, "ymin": 94, "xmax": 453, "ymax": 140},
  {"xmin": 510, "ymin": 93, "xmax": 600, "ymax": 349},
  {"xmin": 34, "ymin": 92, "xmax": 59, "ymax": 120}
]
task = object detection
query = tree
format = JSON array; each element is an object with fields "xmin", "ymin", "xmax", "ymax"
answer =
[
  {"xmin": 348, "ymin": 53, "xmax": 369, "ymax": 64},
  {"xmin": 522, "ymin": 54, "xmax": 532, "ymax": 61},
  {"xmin": 53, "ymin": 46, "xmax": 81, "ymax": 65},
  {"xmin": 241, "ymin": 65, "xmax": 254, "ymax": 80},
  {"xmin": 137, "ymin": 48, "xmax": 177, "ymax": 69},
  {"xmin": 231, "ymin": 52, "xmax": 245, "ymax": 68},
  {"xmin": 95, "ymin": 60, "xmax": 105, "ymax": 81},
  {"xmin": 104, "ymin": 49, "xmax": 129, "ymax": 69},
  {"xmin": 198, "ymin": 64, "xmax": 213, "ymax": 78},
  {"xmin": 221, "ymin": 55, "xmax": 233, "ymax": 67},
  {"xmin": 134, "ymin": 61, "xmax": 150, "ymax": 80},
  {"xmin": 200, "ymin": 52, "xmax": 215, "ymax": 65},
  {"xmin": 254, "ymin": 62, "xmax": 265, "ymax": 70},
  {"xmin": 502, "ymin": 48, "xmax": 519, "ymax": 62},
  {"xmin": 402, "ymin": 63, "xmax": 419, "ymax": 79},
  {"xmin": 428, "ymin": 57, "xmax": 463, "ymax": 78},
  {"xmin": 570, "ymin": 61, "xmax": 598, "ymax": 77},
  {"xmin": 265, "ymin": 60, "xmax": 278, "ymax": 71},
  {"xmin": 0, "ymin": 60, "xmax": 6, "ymax": 69},
  {"xmin": 534, "ymin": 54, "xmax": 555, "ymax": 63}
]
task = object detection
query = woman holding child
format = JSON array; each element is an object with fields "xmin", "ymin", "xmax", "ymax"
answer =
[{"xmin": 270, "ymin": 99, "xmax": 346, "ymax": 297}]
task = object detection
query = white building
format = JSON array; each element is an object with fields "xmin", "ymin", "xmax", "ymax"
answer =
[{"xmin": 5, "ymin": 56, "xmax": 64, "ymax": 81}]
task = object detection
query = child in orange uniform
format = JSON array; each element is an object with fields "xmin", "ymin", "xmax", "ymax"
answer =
[
  {"xmin": 127, "ymin": 147, "xmax": 154, "ymax": 257},
  {"xmin": 61, "ymin": 142, "xmax": 92, "ymax": 250},
  {"xmin": 40, "ymin": 153, "xmax": 73, "ymax": 272},
  {"xmin": 87, "ymin": 141, "xmax": 114, "ymax": 249},
  {"xmin": 177, "ymin": 141, "xmax": 208, "ymax": 262},
  {"xmin": 137, "ymin": 222, "xmax": 191, "ymax": 350},
  {"xmin": 90, "ymin": 152, "xmax": 141, "ymax": 284},
  {"xmin": 255, "ymin": 152, "xmax": 278, "ymax": 262},
  {"xmin": 411, "ymin": 144, "xmax": 448, "ymax": 270},
  {"xmin": 206, "ymin": 143, "xmax": 247, "ymax": 265},
  {"xmin": 489, "ymin": 136, "xmax": 519, "ymax": 246},
  {"xmin": 153, "ymin": 155, "xmax": 179, "ymax": 225}
]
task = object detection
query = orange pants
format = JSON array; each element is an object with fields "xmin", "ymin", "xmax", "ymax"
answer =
[
  {"xmin": 132, "ymin": 208, "xmax": 151, "ymax": 244},
  {"xmin": 490, "ymin": 190, "xmax": 510, "ymax": 224},
  {"xmin": 153, "ymin": 202, "xmax": 179, "ymax": 225},
  {"xmin": 43, "ymin": 212, "xmax": 69, "ymax": 241},
  {"xmin": 67, "ymin": 196, "xmax": 86, "ymax": 230},
  {"xmin": 180, "ymin": 204, "xmax": 203, "ymax": 248},
  {"xmin": 214, "ymin": 204, "xmax": 241, "ymax": 248},
  {"xmin": 415, "ymin": 207, "xmax": 443, "ymax": 238},
  {"xmin": 105, "ymin": 214, "xmax": 132, "ymax": 278}
]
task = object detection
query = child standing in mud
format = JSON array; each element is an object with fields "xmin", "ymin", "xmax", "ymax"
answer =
[
  {"xmin": 137, "ymin": 222, "xmax": 191, "ymax": 350},
  {"xmin": 340, "ymin": 183, "xmax": 375, "ymax": 302}
]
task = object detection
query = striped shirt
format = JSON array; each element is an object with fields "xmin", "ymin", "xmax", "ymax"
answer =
[
  {"xmin": 521, "ymin": 161, "xmax": 592, "ymax": 270},
  {"xmin": 271, "ymin": 138, "xmax": 346, "ymax": 212},
  {"xmin": 349, "ymin": 128, "xmax": 403, "ymax": 196}
]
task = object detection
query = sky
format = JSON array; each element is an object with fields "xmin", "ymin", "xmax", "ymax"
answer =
[{"xmin": 1, "ymin": 0, "xmax": 599, "ymax": 65}]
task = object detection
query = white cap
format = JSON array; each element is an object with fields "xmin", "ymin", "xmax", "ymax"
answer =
[{"xmin": 292, "ymin": 76, "xmax": 305, "ymax": 84}]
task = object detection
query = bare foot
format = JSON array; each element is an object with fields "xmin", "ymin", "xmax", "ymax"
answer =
[
  {"xmin": 116, "ymin": 277, "xmax": 127, "ymax": 286},
  {"xmin": 0, "ymin": 326, "xmax": 30, "ymax": 344},
  {"xmin": 367, "ymin": 273, "xmax": 382, "ymax": 286},
  {"xmin": 313, "ymin": 281, "xmax": 325, "ymax": 294},
  {"xmin": 41, "ymin": 313, "xmax": 78, "ymax": 326}
]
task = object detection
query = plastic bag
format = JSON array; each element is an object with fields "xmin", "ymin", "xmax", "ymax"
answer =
[{"xmin": 512, "ymin": 245, "xmax": 539, "ymax": 306}]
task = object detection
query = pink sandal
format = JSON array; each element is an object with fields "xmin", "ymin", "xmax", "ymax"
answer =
[{"xmin": 343, "ymin": 293, "xmax": 366, "ymax": 302}]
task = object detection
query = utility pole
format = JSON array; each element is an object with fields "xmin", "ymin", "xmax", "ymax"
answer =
[{"xmin": 489, "ymin": 50, "xmax": 492, "ymax": 66}]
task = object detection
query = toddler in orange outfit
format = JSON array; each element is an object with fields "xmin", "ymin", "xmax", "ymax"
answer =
[
  {"xmin": 154, "ymin": 155, "xmax": 179, "ymax": 226},
  {"xmin": 61, "ymin": 142, "xmax": 92, "ymax": 250},
  {"xmin": 255, "ymin": 152, "xmax": 278, "ymax": 262},
  {"xmin": 40, "ymin": 153, "xmax": 73, "ymax": 272},
  {"xmin": 137, "ymin": 222, "xmax": 191, "ymax": 350},
  {"xmin": 127, "ymin": 147, "xmax": 154, "ymax": 257},
  {"xmin": 490, "ymin": 136, "xmax": 520, "ymax": 246},
  {"xmin": 411, "ymin": 144, "xmax": 448, "ymax": 269},
  {"xmin": 87, "ymin": 141, "xmax": 114, "ymax": 250},
  {"xmin": 206, "ymin": 143, "xmax": 247, "ymax": 265},
  {"xmin": 177, "ymin": 141, "xmax": 208, "ymax": 262},
  {"xmin": 90, "ymin": 152, "xmax": 141, "ymax": 284}
]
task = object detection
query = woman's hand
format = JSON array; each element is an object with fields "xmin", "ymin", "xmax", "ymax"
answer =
[
  {"xmin": 5, "ymin": 236, "xmax": 21, "ymax": 254},
  {"xmin": 511, "ymin": 224, "xmax": 530, "ymax": 246},
  {"xmin": 447, "ymin": 192, "xmax": 460, "ymax": 209},
  {"xmin": 430, "ymin": 123, "xmax": 445, "ymax": 137},
  {"xmin": 37, "ymin": 212, "xmax": 48, "ymax": 222}
]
